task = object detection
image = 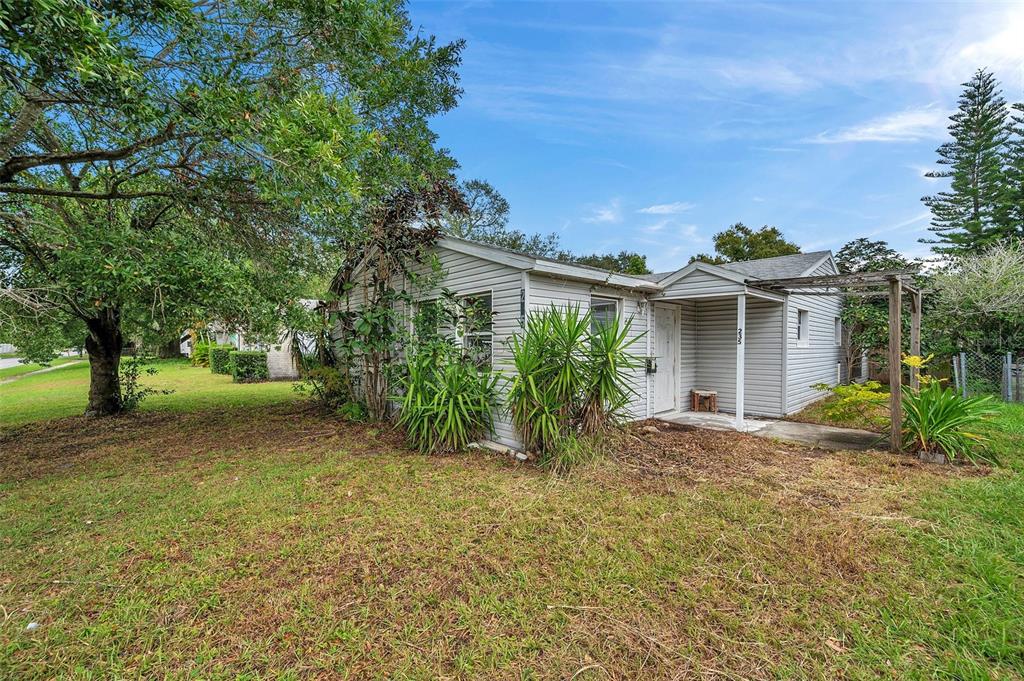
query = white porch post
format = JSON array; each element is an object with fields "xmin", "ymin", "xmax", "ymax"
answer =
[{"xmin": 735, "ymin": 293, "xmax": 746, "ymax": 431}]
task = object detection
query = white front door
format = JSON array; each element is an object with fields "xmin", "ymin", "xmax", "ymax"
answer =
[{"xmin": 653, "ymin": 305, "xmax": 678, "ymax": 413}]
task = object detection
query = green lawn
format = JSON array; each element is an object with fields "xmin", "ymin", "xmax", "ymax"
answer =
[
  {"xmin": 0, "ymin": 359, "xmax": 299, "ymax": 427},
  {"xmin": 0, "ymin": 357, "xmax": 79, "ymax": 381},
  {"xmin": 0, "ymin": 366, "xmax": 1021, "ymax": 678}
]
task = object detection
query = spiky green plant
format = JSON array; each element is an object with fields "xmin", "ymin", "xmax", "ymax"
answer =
[
  {"xmin": 506, "ymin": 304, "xmax": 643, "ymax": 461},
  {"xmin": 397, "ymin": 348, "xmax": 499, "ymax": 455},
  {"xmin": 902, "ymin": 381, "xmax": 998, "ymax": 463},
  {"xmin": 580, "ymin": 314, "xmax": 643, "ymax": 434}
]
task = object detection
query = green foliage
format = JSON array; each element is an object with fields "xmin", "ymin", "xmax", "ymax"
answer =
[
  {"xmin": 812, "ymin": 380, "xmax": 889, "ymax": 430},
  {"xmin": 930, "ymin": 240, "xmax": 1024, "ymax": 354},
  {"xmin": 691, "ymin": 223, "xmax": 799, "ymax": 264},
  {"xmin": 1, "ymin": 0, "xmax": 465, "ymax": 416},
  {"xmin": 506, "ymin": 305, "xmax": 642, "ymax": 463},
  {"xmin": 397, "ymin": 346, "xmax": 499, "ymax": 454},
  {"xmin": 902, "ymin": 381, "xmax": 999, "ymax": 463},
  {"xmin": 559, "ymin": 250, "xmax": 651, "ymax": 275},
  {"xmin": 209, "ymin": 346, "xmax": 234, "ymax": 375},
  {"xmin": 922, "ymin": 69, "xmax": 1021, "ymax": 255},
  {"xmin": 190, "ymin": 342, "xmax": 212, "ymax": 368},
  {"xmin": 228, "ymin": 351, "xmax": 268, "ymax": 384},
  {"xmin": 834, "ymin": 238, "xmax": 917, "ymax": 372},
  {"xmin": 295, "ymin": 366, "xmax": 351, "ymax": 412},
  {"xmin": 119, "ymin": 357, "xmax": 173, "ymax": 413}
]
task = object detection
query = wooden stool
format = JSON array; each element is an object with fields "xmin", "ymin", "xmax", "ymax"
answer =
[{"xmin": 691, "ymin": 390, "xmax": 718, "ymax": 413}]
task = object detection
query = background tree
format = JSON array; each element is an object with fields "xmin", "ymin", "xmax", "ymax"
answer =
[
  {"xmin": 436, "ymin": 178, "xmax": 560, "ymax": 257},
  {"xmin": 0, "ymin": 0, "xmax": 463, "ymax": 415},
  {"xmin": 833, "ymin": 238, "xmax": 915, "ymax": 380},
  {"xmin": 1002, "ymin": 102, "xmax": 1024, "ymax": 233},
  {"xmin": 560, "ymin": 250, "xmax": 651, "ymax": 275},
  {"xmin": 922, "ymin": 69, "xmax": 1015, "ymax": 254},
  {"xmin": 690, "ymin": 223, "xmax": 800, "ymax": 264},
  {"xmin": 930, "ymin": 240, "xmax": 1024, "ymax": 354}
]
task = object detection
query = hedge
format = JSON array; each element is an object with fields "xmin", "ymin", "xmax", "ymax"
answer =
[
  {"xmin": 209, "ymin": 346, "xmax": 234, "ymax": 374},
  {"xmin": 229, "ymin": 350, "xmax": 269, "ymax": 383}
]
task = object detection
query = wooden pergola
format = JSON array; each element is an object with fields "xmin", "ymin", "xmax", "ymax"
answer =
[{"xmin": 755, "ymin": 270, "xmax": 922, "ymax": 453}]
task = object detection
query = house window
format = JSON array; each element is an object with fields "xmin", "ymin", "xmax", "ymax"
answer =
[
  {"xmin": 834, "ymin": 316, "xmax": 842, "ymax": 346},
  {"xmin": 796, "ymin": 309, "xmax": 810, "ymax": 346},
  {"xmin": 590, "ymin": 296, "xmax": 619, "ymax": 333},
  {"xmin": 460, "ymin": 292, "xmax": 493, "ymax": 367}
]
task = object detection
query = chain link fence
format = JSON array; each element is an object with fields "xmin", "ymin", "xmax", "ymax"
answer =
[{"xmin": 951, "ymin": 352, "xmax": 1023, "ymax": 402}]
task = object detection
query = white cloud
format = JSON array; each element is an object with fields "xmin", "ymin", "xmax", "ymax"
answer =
[
  {"xmin": 637, "ymin": 201, "xmax": 696, "ymax": 215},
  {"xmin": 807, "ymin": 106, "xmax": 949, "ymax": 144},
  {"xmin": 582, "ymin": 198, "xmax": 622, "ymax": 223},
  {"xmin": 865, "ymin": 211, "xmax": 931, "ymax": 238}
]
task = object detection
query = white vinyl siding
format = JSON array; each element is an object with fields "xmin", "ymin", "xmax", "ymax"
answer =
[
  {"xmin": 784, "ymin": 259, "xmax": 846, "ymax": 414},
  {"xmin": 658, "ymin": 268, "xmax": 746, "ymax": 299},
  {"xmin": 693, "ymin": 297, "xmax": 784, "ymax": 416},
  {"xmin": 678, "ymin": 300, "xmax": 697, "ymax": 411}
]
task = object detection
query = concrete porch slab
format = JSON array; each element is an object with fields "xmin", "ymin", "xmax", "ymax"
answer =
[{"xmin": 660, "ymin": 412, "xmax": 884, "ymax": 451}]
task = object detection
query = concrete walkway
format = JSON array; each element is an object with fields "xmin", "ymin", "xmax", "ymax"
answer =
[
  {"xmin": 0, "ymin": 359, "xmax": 84, "ymax": 385},
  {"xmin": 661, "ymin": 411, "xmax": 884, "ymax": 451}
]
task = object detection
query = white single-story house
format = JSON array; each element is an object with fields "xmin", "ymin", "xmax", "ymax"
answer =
[{"xmin": 338, "ymin": 236, "xmax": 847, "ymax": 450}]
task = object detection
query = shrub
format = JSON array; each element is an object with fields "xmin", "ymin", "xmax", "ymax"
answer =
[
  {"xmin": 209, "ymin": 345, "xmax": 234, "ymax": 374},
  {"xmin": 811, "ymin": 380, "xmax": 889, "ymax": 430},
  {"xmin": 190, "ymin": 341, "xmax": 211, "ymax": 367},
  {"xmin": 229, "ymin": 350, "xmax": 268, "ymax": 383},
  {"xmin": 119, "ymin": 356, "xmax": 173, "ymax": 413},
  {"xmin": 397, "ymin": 346, "xmax": 499, "ymax": 454},
  {"xmin": 507, "ymin": 304, "xmax": 642, "ymax": 465},
  {"xmin": 902, "ymin": 381, "xmax": 998, "ymax": 463},
  {"xmin": 295, "ymin": 366, "xmax": 350, "ymax": 410}
]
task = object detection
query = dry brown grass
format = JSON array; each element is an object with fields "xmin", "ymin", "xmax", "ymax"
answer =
[{"xmin": 1, "ymin": 403, "xmax": 1017, "ymax": 680}]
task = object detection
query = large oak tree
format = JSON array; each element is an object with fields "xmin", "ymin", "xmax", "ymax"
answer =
[{"xmin": 0, "ymin": 0, "xmax": 463, "ymax": 414}]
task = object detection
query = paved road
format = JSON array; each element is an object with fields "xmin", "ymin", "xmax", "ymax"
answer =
[{"xmin": 0, "ymin": 357, "xmax": 22, "ymax": 370}]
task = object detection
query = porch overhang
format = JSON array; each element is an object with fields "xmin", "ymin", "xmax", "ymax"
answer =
[{"xmin": 648, "ymin": 284, "xmax": 785, "ymax": 304}]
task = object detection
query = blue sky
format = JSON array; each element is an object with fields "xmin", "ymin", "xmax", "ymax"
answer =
[{"xmin": 407, "ymin": 1, "xmax": 1024, "ymax": 271}]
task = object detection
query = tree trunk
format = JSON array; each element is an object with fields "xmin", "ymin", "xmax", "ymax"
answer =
[{"xmin": 84, "ymin": 308, "xmax": 124, "ymax": 416}]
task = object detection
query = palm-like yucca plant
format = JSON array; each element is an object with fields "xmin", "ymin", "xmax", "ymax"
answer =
[
  {"xmin": 506, "ymin": 304, "xmax": 643, "ymax": 462},
  {"xmin": 902, "ymin": 380, "xmax": 998, "ymax": 462},
  {"xmin": 580, "ymin": 313, "xmax": 643, "ymax": 435},
  {"xmin": 397, "ymin": 348, "xmax": 499, "ymax": 455}
]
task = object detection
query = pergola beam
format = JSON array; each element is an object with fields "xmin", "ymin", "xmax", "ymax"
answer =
[{"xmin": 753, "ymin": 269, "xmax": 917, "ymax": 290}]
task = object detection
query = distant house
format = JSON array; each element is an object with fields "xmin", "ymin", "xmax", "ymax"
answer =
[
  {"xmin": 181, "ymin": 300, "xmax": 319, "ymax": 380},
  {"xmin": 339, "ymin": 237, "xmax": 847, "ymax": 450}
]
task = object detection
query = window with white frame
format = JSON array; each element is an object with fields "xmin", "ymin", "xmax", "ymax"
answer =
[
  {"xmin": 460, "ymin": 292, "xmax": 493, "ymax": 367},
  {"xmin": 590, "ymin": 296, "xmax": 619, "ymax": 333},
  {"xmin": 834, "ymin": 316, "xmax": 842, "ymax": 346},
  {"xmin": 796, "ymin": 309, "xmax": 810, "ymax": 346}
]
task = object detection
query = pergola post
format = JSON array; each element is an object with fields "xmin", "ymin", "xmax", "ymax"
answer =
[
  {"xmin": 735, "ymin": 293, "xmax": 746, "ymax": 431},
  {"xmin": 910, "ymin": 289, "xmax": 922, "ymax": 390},
  {"xmin": 888, "ymin": 278, "xmax": 903, "ymax": 453}
]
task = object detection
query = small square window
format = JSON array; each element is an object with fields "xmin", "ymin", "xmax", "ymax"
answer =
[
  {"xmin": 590, "ymin": 296, "xmax": 619, "ymax": 333},
  {"xmin": 796, "ymin": 309, "xmax": 810, "ymax": 346}
]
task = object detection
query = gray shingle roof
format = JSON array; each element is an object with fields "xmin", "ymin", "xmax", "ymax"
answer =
[{"xmin": 717, "ymin": 251, "xmax": 831, "ymax": 280}]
